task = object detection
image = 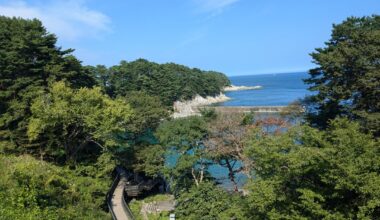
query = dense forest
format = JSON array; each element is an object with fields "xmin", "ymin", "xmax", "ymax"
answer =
[
  {"xmin": 1, "ymin": 15, "xmax": 379, "ymax": 219},
  {"xmin": 86, "ymin": 60, "xmax": 231, "ymax": 106},
  {"xmin": 0, "ymin": 16, "xmax": 229, "ymax": 219}
]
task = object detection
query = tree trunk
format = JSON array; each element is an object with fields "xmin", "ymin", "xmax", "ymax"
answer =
[
  {"xmin": 225, "ymin": 159, "xmax": 239, "ymax": 192},
  {"xmin": 191, "ymin": 168, "xmax": 199, "ymax": 187}
]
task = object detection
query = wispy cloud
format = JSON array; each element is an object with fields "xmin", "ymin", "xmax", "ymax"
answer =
[
  {"xmin": 193, "ymin": 0, "xmax": 240, "ymax": 15},
  {"xmin": 0, "ymin": 0, "xmax": 110, "ymax": 41},
  {"xmin": 178, "ymin": 30, "xmax": 206, "ymax": 48}
]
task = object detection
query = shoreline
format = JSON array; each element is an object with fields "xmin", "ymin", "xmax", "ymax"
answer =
[
  {"xmin": 171, "ymin": 85, "xmax": 262, "ymax": 118},
  {"xmin": 223, "ymin": 85, "xmax": 262, "ymax": 92},
  {"xmin": 172, "ymin": 85, "xmax": 262, "ymax": 118},
  {"xmin": 172, "ymin": 93, "xmax": 230, "ymax": 118}
]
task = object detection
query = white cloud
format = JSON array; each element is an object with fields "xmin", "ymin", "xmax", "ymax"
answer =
[
  {"xmin": 194, "ymin": 0, "xmax": 239, "ymax": 15},
  {"xmin": 0, "ymin": 0, "xmax": 110, "ymax": 41}
]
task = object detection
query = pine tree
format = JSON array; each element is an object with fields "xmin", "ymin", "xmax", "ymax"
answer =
[
  {"xmin": 304, "ymin": 15, "xmax": 380, "ymax": 136},
  {"xmin": 0, "ymin": 16, "xmax": 95, "ymax": 153}
]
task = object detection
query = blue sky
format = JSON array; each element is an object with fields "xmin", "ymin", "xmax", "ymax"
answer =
[{"xmin": 1, "ymin": 0, "xmax": 379, "ymax": 76}]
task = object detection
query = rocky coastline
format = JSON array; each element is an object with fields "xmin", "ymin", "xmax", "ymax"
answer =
[
  {"xmin": 223, "ymin": 85, "xmax": 262, "ymax": 91},
  {"xmin": 172, "ymin": 85, "xmax": 262, "ymax": 118},
  {"xmin": 172, "ymin": 93, "xmax": 230, "ymax": 118}
]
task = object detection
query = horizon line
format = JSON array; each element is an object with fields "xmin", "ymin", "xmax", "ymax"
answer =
[{"xmin": 227, "ymin": 70, "xmax": 310, "ymax": 77}]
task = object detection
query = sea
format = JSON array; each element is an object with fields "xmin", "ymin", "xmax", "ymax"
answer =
[
  {"xmin": 168, "ymin": 72, "xmax": 312, "ymax": 190},
  {"xmin": 219, "ymin": 72, "xmax": 311, "ymax": 106},
  {"xmin": 210, "ymin": 72, "xmax": 312, "ymax": 189}
]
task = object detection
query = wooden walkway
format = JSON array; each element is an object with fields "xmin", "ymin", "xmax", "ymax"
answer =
[{"xmin": 107, "ymin": 168, "xmax": 135, "ymax": 220}]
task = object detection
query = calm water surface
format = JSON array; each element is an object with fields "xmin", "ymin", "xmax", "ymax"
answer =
[
  {"xmin": 169, "ymin": 72, "xmax": 312, "ymax": 189},
  {"xmin": 220, "ymin": 72, "xmax": 311, "ymax": 106},
  {"xmin": 210, "ymin": 72, "xmax": 312, "ymax": 189}
]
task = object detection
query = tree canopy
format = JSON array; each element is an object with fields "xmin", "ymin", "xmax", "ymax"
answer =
[
  {"xmin": 0, "ymin": 154, "xmax": 111, "ymax": 219},
  {"xmin": 156, "ymin": 116, "xmax": 210, "ymax": 191},
  {"xmin": 304, "ymin": 15, "xmax": 380, "ymax": 136},
  {"xmin": 175, "ymin": 181, "xmax": 245, "ymax": 220},
  {"xmin": 2, "ymin": 14, "xmax": 380, "ymax": 220},
  {"xmin": 0, "ymin": 16, "xmax": 95, "ymax": 153},
  {"xmin": 244, "ymin": 118, "xmax": 380, "ymax": 219},
  {"xmin": 27, "ymin": 81, "xmax": 133, "ymax": 163},
  {"xmin": 87, "ymin": 59, "xmax": 231, "ymax": 106},
  {"xmin": 0, "ymin": 16, "xmax": 231, "ymax": 219}
]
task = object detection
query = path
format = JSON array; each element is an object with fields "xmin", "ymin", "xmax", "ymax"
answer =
[{"xmin": 107, "ymin": 167, "xmax": 135, "ymax": 220}]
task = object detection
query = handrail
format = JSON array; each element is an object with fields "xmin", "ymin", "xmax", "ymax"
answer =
[
  {"xmin": 106, "ymin": 166, "xmax": 135, "ymax": 220},
  {"xmin": 121, "ymin": 190, "xmax": 135, "ymax": 220},
  {"xmin": 106, "ymin": 173, "xmax": 120, "ymax": 220}
]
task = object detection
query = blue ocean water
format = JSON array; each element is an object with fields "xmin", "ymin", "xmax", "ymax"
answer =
[
  {"xmin": 220, "ymin": 72, "xmax": 311, "ymax": 106},
  {"xmin": 208, "ymin": 72, "xmax": 312, "ymax": 189},
  {"xmin": 167, "ymin": 72, "xmax": 312, "ymax": 190},
  {"xmin": 166, "ymin": 151, "xmax": 246, "ymax": 190}
]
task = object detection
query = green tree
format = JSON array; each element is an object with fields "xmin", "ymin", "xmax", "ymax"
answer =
[
  {"xmin": 156, "ymin": 116, "xmax": 210, "ymax": 191},
  {"xmin": 27, "ymin": 81, "xmax": 133, "ymax": 163},
  {"xmin": 205, "ymin": 113, "xmax": 253, "ymax": 192},
  {"xmin": 0, "ymin": 16, "xmax": 95, "ymax": 153},
  {"xmin": 107, "ymin": 59, "xmax": 230, "ymax": 106},
  {"xmin": 124, "ymin": 91, "xmax": 169, "ymax": 135},
  {"xmin": 132, "ymin": 144, "xmax": 166, "ymax": 177},
  {"xmin": 304, "ymin": 15, "xmax": 380, "ymax": 136},
  {"xmin": 175, "ymin": 181, "xmax": 246, "ymax": 220},
  {"xmin": 114, "ymin": 91, "xmax": 169, "ymax": 174},
  {"xmin": 0, "ymin": 154, "xmax": 110, "ymax": 219},
  {"xmin": 244, "ymin": 118, "xmax": 380, "ymax": 219},
  {"xmin": 85, "ymin": 64, "xmax": 113, "ymax": 96}
]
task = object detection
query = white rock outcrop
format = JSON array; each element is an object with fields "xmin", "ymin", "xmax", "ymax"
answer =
[
  {"xmin": 172, "ymin": 93, "xmax": 230, "ymax": 118},
  {"xmin": 172, "ymin": 84, "xmax": 262, "ymax": 118},
  {"xmin": 223, "ymin": 85, "xmax": 262, "ymax": 91}
]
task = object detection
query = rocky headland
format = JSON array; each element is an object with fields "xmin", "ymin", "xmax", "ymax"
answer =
[{"xmin": 172, "ymin": 93, "xmax": 230, "ymax": 118}]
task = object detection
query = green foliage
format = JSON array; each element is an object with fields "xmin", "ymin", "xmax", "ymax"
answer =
[
  {"xmin": 156, "ymin": 116, "xmax": 207, "ymax": 148},
  {"xmin": 304, "ymin": 15, "xmax": 380, "ymax": 136},
  {"xmin": 0, "ymin": 154, "xmax": 110, "ymax": 219},
  {"xmin": 245, "ymin": 118, "xmax": 380, "ymax": 219},
  {"xmin": 116, "ymin": 91, "xmax": 168, "ymax": 175},
  {"xmin": 90, "ymin": 59, "xmax": 230, "ymax": 106},
  {"xmin": 124, "ymin": 91, "xmax": 169, "ymax": 134},
  {"xmin": 27, "ymin": 81, "xmax": 133, "ymax": 163},
  {"xmin": 0, "ymin": 16, "xmax": 95, "ymax": 153},
  {"xmin": 0, "ymin": 16, "xmax": 236, "ymax": 220},
  {"xmin": 6, "ymin": 15, "xmax": 380, "ymax": 220},
  {"xmin": 156, "ymin": 116, "xmax": 210, "ymax": 191},
  {"xmin": 175, "ymin": 181, "xmax": 245, "ymax": 220},
  {"xmin": 199, "ymin": 108, "xmax": 218, "ymax": 121},
  {"xmin": 132, "ymin": 144, "xmax": 166, "ymax": 177},
  {"xmin": 241, "ymin": 111, "xmax": 255, "ymax": 125},
  {"xmin": 85, "ymin": 65, "xmax": 112, "ymax": 94}
]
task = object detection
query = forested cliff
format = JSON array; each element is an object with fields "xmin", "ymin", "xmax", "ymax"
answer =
[{"xmin": 86, "ymin": 59, "xmax": 230, "ymax": 106}]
